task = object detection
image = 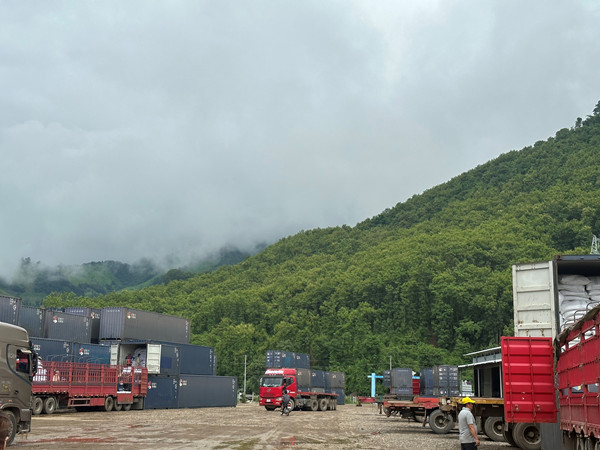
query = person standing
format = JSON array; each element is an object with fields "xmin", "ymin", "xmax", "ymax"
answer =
[{"xmin": 458, "ymin": 397, "xmax": 480, "ymax": 449}]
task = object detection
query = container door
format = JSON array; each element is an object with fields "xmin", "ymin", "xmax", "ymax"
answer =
[
  {"xmin": 146, "ymin": 344, "xmax": 162, "ymax": 374},
  {"xmin": 110, "ymin": 344, "xmax": 119, "ymax": 365},
  {"xmin": 512, "ymin": 261, "xmax": 558, "ymax": 338},
  {"xmin": 501, "ymin": 336, "xmax": 556, "ymax": 423}
]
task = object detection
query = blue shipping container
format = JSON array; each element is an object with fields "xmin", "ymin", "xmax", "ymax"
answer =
[
  {"xmin": 18, "ymin": 305, "xmax": 45, "ymax": 338},
  {"xmin": 100, "ymin": 307, "xmax": 190, "ymax": 344},
  {"xmin": 178, "ymin": 343, "xmax": 214, "ymax": 375},
  {"xmin": 45, "ymin": 310, "xmax": 91, "ymax": 343},
  {"xmin": 71, "ymin": 342, "xmax": 111, "ymax": 364},
  {"xmin": 32, "ymin": 337, "xmax": 71, "ymax": 362},
  {"xmin": 310, "ymin": 369, "xmax": 326, "ymax": 388},
  {"xmin": 144, "ymin": 375, "xmax": 179, "ymax": 409},
  {"xmin": 178, "ymin": 375, "xmax": 237, "ymax": 408},
  {"xmin": 65, "ymin": 307, "xmax": 101, "ymax": 343}
]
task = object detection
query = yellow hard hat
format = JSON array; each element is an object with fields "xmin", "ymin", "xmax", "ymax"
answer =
[{"xmin": 462, "ymin": 397, "xmax": 475, "ymax": 404}]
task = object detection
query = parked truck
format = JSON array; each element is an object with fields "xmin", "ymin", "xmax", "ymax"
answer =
[
  {"xmin": 259, "ymin": 368, "xmax": 338, "ymax": 411},
  {"xmin": 0, "ymin": 322, "xmax": 37, "ymax": 445},
  {"xmin": 502, "ymin": 303, "xmax": 600, "ymax": 449},
  {"xmin": 506, "ymin": 254, "xmax": 600, "ymax": 449},
  {"xmin": 32, "ymin": 360, "xmax": 148, "ymax": 414}
]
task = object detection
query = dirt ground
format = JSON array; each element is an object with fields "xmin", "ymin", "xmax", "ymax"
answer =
[{"xmin": 12, "ymin": 402, "xmax": 516, "ymax": 449}]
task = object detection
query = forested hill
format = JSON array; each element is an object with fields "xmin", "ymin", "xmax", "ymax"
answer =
[{"xmin": 45, "ymin": 102, "xmax": 600, "ymax": 395}]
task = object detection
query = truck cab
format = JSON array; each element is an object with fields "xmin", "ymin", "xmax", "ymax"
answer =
[
  {"xmin": 0, "ymin": 322, "xmax": 37, "ymax": 445},
  {"xmin": 259, "ymin": 368, "xmax": 297, "ymax": 410}
]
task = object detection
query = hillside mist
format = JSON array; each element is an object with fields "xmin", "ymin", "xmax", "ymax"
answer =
[
  {"xmin": 45, "ymin": 102, "xmax": 600, "ymax": 395},
  {"xmin": 0, "ymin": 246, "xmax": 255, "ymax": 304}
]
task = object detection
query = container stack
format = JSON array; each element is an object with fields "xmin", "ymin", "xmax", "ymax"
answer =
[
  {"xmin": 432, "ymin": 365, "xmax": 459, "ymax": 396},
  {"xmin": 96, "ymin": 308, "xmax": 233, "ymax": 409},
  {"xmin": 0, "ymin": 294, "xmax": 237, "ymax": 410}
]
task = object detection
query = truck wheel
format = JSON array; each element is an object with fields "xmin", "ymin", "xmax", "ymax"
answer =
[
  {"xmin": 512, "ymin": 422, "xmax": 541, "ymax": 450},
  {"xmin": 428, "ymin": 409, "xmax": 454, "ymax": 434},
  {"xmin": 483, "ymin": 416, "xmax": 504, "ymax": 442},
  {"xmin": 104, "ymin": 396, "xmax": 114, "ymax": 412},
  {"xmin": 287, "ymin": 398, "xmax": 295, "ymax": 411},
  {"xmin": 32, "ymin": 396, "xmax": 44, "ymax": 415},
  {"xmin": 122, "ymin": 403, "xmax": 132, "ymax": 411},
  {"xmin": 113, "ymin": 400, "xmax": 123, "ymax": 411},
  {"xmin": 44, "ymin": 396, "xmax": 57, "ymax": 414},
  {"xmin": 0, "ymin": 411, "xmax": 16, "ymax": 446},
  {"xmin": 309, "ymin": 399, "xmax": 318, "ymax": 411},
  {"xmin": 318, "ymin": 398, "xmax": 328, "ymax": 411}
]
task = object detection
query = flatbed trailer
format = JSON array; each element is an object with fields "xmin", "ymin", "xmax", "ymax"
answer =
[
  {"xmin": 383, "ymin": 396, "xmax": 439, "ymax": 423},
  {"xmin": 32, "ymin": 361, "xmax": 148, "ymax": 414},
  {"xmin": 383, "ymin": 395, "xmax": 505, "ymax": 442}
]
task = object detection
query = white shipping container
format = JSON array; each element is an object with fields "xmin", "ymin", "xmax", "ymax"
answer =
[{"xmin": 512, "ymin": 255, "xmax": 600, "ymax": 339}]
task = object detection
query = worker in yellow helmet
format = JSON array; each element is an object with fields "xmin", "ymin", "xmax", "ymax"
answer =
[{"xmin": 458, "ymin": 397, "xmax": 480, "ymax": 448}]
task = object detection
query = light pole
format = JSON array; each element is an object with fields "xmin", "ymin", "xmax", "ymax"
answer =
[{"xmin": 243, "ymin": 354, "xmax": 247, "ymax": 398}]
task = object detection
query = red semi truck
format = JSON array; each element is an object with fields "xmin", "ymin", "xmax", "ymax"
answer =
[
  {"xmin": 259, "ymin": 368, "xmax": 338, "ymax": 411},
  {"xmin": 32, "ymin": 360, "xmax": 148, "ymax": 414},
  {"xmin": 501, "ymin": 302, "xmax": 600, "ymax": 449}
]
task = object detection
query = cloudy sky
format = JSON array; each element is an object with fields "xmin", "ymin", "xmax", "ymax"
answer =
[{"xmin": 1, "ymin": 1, "xmax": 599, "ymax": 276}]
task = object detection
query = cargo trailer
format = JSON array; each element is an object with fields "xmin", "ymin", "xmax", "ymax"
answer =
[
  {"xmin": 501, "ymin": 302, "xmax": 600, "ymax": 449},
  {"xmin": 31, "ymin": 361, "xmax": 147, "ymax": 414},
  {"xmin": 259, "ymin": 368, "xmax": 339, "ymax": 412}
]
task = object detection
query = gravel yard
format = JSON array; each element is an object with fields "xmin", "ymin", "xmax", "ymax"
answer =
[{"xmin": 12, "ymin": 402, "xmax": 515, "ymax": 449}]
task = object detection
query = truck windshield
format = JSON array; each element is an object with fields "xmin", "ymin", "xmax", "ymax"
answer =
[{"xmin": 261, "ymin": 377, "xmax": 284, "ymax": 387}]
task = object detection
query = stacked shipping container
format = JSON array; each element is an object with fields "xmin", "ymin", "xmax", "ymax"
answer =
[
  {"xmin": 432, "ymin": 365, "xmax": 460, "ymax": 396},
  {"xmin": 0, "ymin": 296, "xmax": 236, "ymax": 410}
]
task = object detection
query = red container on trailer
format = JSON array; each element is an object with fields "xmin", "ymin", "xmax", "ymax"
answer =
[{"xmin": 501, "ymin": 336, "xmax": 556, "ymax": 424}]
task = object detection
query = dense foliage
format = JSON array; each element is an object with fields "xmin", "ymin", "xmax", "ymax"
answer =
[{"xmin": 45, "ymin": 102, "xmax": 600, "ymax": 395}]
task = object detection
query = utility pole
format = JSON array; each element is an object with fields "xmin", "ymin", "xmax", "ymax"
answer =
[
  {"xmin": 389, "ymin": 355, "xmax": 392, "ymax": 370},
  {"xmin": 243, "ymin": 355, "xmax": 247, "ymax": 398}
]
